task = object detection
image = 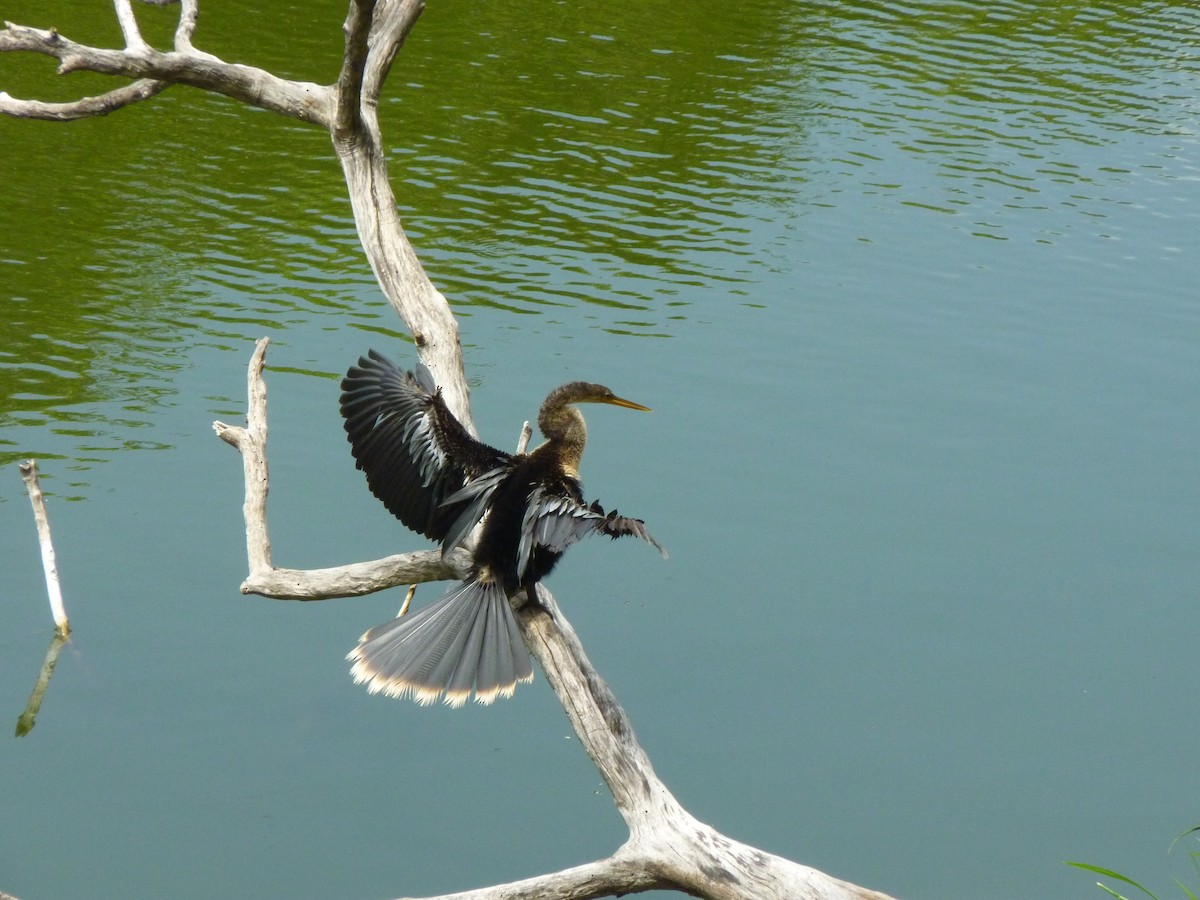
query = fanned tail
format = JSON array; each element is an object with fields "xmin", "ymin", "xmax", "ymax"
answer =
[{"xmin": 348, "ymin": 579, "xmax": 534, "ymax": 707}]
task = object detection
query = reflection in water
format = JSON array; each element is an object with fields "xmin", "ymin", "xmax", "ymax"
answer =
[
  {"xmin": 14, "ymin": 633, "xmax": 68, "ymax": 737},
  {"xmin": 387, "ymin": 1, "xmax": 813, "ymax": 317}
]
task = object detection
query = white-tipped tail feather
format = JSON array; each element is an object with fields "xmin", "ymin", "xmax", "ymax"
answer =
[{"xmin": 348, "ymin": 580, "xmax": 534, "ymax": 707}]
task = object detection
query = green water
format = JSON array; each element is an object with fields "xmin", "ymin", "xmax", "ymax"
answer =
[{"xmin": 2, "ymin": 2, "xmax": 1198, "ymax": 898}]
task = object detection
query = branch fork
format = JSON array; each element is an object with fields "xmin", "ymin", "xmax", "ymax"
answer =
[{"xmin": 4, "ymin": 3, "xmax": 897, "ymax": 898}]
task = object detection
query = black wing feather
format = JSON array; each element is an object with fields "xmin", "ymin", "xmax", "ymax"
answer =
[
  {"xmin": 340, "ymin": 350, "xmax": 510, "ymax": 542},
  {"xmin": 516, "ymin": 488, "xmax": 667, "ymax": 581}
]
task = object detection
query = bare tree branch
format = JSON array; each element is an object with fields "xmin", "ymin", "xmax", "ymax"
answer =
[
  {"xmin": 334, "ymin": 0, "xmax": 373, "ymax": 137},
  {"xmin": 212, "ymin": 337, "xmax": 471, "ymax": 598},
  {"xmin": 174, "ymin": 0, "xmax": 200, "ymax": 52},
  {"xmin": 19, "ymin": 459, "xmax": 69, "ymax": 636},
  {"xmin": 363, "ymin": 0, "xmax": 420, "ymax": 117},
  {"xmin": 0, "ymin": 22, "xmax": 331, "ymax": 125},
  {"xmin": 370, "ymin": 585, "xmax": 897, "ymax": 900},
  {"xmin": 114, "ymin": 0, "xmax": 151, "ymax": 53},
  {"xmin": 240, "ymin": 552, "xmax": 468, "ymax": 600},
  {"xmin": 404, "ymin": 854, "xmax": 670, "ymax": 900},
  {"xmin": 207, "ymin": 337, "xmax": 896, "ymax": 900},
  {"xmin": 3, "ymin": 4, "xmax": 899, "ymax": 898},
  {"xmin": 0, "ymin": 77, "xmax": 166, "ymax": 120},
  {"xmin": 328, "ymin": 0, "xmax": 474, "ymax": 425},
  {"xmin": 213, "ymin": 338, "xmax": 273, "ymax": 575}
]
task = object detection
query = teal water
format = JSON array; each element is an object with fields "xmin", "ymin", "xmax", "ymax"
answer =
[{"xmin": 2, "ymin": 2, "xmax": 1198, "ymax": 898}]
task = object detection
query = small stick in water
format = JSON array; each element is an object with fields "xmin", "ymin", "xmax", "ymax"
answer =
[{"xmin": 19, "ymin": 460, "xmax": 69, "ymax": 636}]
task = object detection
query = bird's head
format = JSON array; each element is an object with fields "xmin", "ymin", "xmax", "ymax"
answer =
[
  {"xmin": 538, "ymin": 382, "xmax": 651, "ymax": 445},
  {"xmin": 556, "ymin": 382, "xmax": 651, "ymax": 412}
]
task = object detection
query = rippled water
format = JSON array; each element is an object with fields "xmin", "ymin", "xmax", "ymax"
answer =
[
  {"xmin": 2, "ymin": 2, "xmax": 1198, "ymax": 899},
  {"xmin": 388, "ymin": 1, "xmax": 813, "ymax": 320}
]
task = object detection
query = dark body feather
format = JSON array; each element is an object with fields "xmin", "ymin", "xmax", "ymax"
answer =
[{"xmin": 339, "ymin": 350, "xmax": 665, "ymax": 706}]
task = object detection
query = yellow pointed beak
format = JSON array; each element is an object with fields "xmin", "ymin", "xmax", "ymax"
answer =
[{"xmin": 603, "ymin": 395, "xmax": 651, "ymax": 412}]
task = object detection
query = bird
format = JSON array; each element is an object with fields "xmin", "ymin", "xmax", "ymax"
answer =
[{"xmin": 339, "ymin": 349, "xmax": 666, "ymax": 707}]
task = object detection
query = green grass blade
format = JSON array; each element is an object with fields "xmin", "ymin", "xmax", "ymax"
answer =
[{"xmin": 1065, "ymin": 862, "xmax": 1160, "ymax": 900}]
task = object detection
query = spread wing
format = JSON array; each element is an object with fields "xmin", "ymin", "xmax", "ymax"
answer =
[
  {"xmin": 340, "ymin": 350, "xmax": 510, "ymax": 543},
  {"xmin": 516, "ymin": 488, "xmax": 667, "ymax": 582}
]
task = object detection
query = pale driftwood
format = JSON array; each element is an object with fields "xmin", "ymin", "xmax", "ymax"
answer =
[
  {"xmin": 0, "ymin": 21, "xmax": 330, "ymax": 125},
  {"xmin": 516, "ymin": 421, "xmax": 533, "ymax": 455},
  {"xmin": 2, "ymin": 4, "xmax": 898, "ymax": 898},
  {"xmin": 212, "ymin": 337, "xmax": 470, "ymax": 598},
  {"xmin": 113, "ymin": 0, "xmax": 150, "ymax": 53},
  {"xmin": 0, "ymin": 78, "xmax": 167, "ymax": 121},
  {"xmin": 330, "ymin": 0, "xmax": 473, "ymax": 424},
  {"xmin": 512, "ymin": 588, "xmax": 897, "ymax": 900},
  {"xmin": 18, "ymin": 460, "xmax": 69, "ymax": 636},
  {"xmin": 211, "ymin": 340, "xmax": 893, "ymax": 900}
]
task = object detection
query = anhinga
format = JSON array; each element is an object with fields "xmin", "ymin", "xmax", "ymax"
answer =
[{"xmin": 339, "ymin": 350, "xmax": 666, "ymax": 707}]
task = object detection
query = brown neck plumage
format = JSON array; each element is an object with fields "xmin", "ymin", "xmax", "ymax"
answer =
[{"xmin": 536, "ymin": 383, "xmax": 597, "ymax": 477}]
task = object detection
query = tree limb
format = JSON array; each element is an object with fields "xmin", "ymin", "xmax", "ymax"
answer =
[
  {"xmin": 513, "ymin": 590, "xmax": 896, "ymax": 900},
  {"xmin": 334, "ymin": 0, "xmax": 373, "ymax": 137},
  {"xmin": 19, "ymin": 459, "xmax": 69, "ymax": 636},
  {"xmin": 400, "ymin": 854, "xmax": 670, "ymax": 900},
  {"xmin": 0, "ymin": 21, "xmax": 331, "ymax": 125},
  {"xmin": 3, "ymin": 4, "xmax": 899, "ymax": 898},
  {"xmin": 114, "ymin": 0, "xmax": 151, "ymax": 53},
  {"xmin": 329, "ymin": 0, "xmax": 474, "ymax": 425},
  {"xmin": 174, "ymin": 0, "xmax": 200, "ymax": 52},
  {"xmin": 0, "ymin": 77, "xmax": 168, "ymax": 119},
  {"xmin": 212, "ymin": 337, "xmax": 470, "ymax": 598}
]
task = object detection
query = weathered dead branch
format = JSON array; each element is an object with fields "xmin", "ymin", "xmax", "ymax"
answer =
[
  {"xmin": 212, "ymin": 337, "xmax": 469, "ymax": 597},
  {"xmin": 19, "ymin": 459, "xmax": 69, "ymax": 636},
  {"xmin": 0, "ymin": 19, "xmax": 329, "ymax": 123},
  {"xmin": 2, "ymin": 3, "xmax": 898, "ymax": 898}
]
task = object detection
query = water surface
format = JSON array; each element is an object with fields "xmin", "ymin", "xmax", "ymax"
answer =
[{"xmin": 1, "ymin": 2, "xmax": 1198, "ymax": 898}]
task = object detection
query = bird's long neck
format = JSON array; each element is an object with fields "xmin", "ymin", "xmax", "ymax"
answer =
[{"xmin": 537, "ymin": 391, "xmax": 588, "ymax": 478}]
